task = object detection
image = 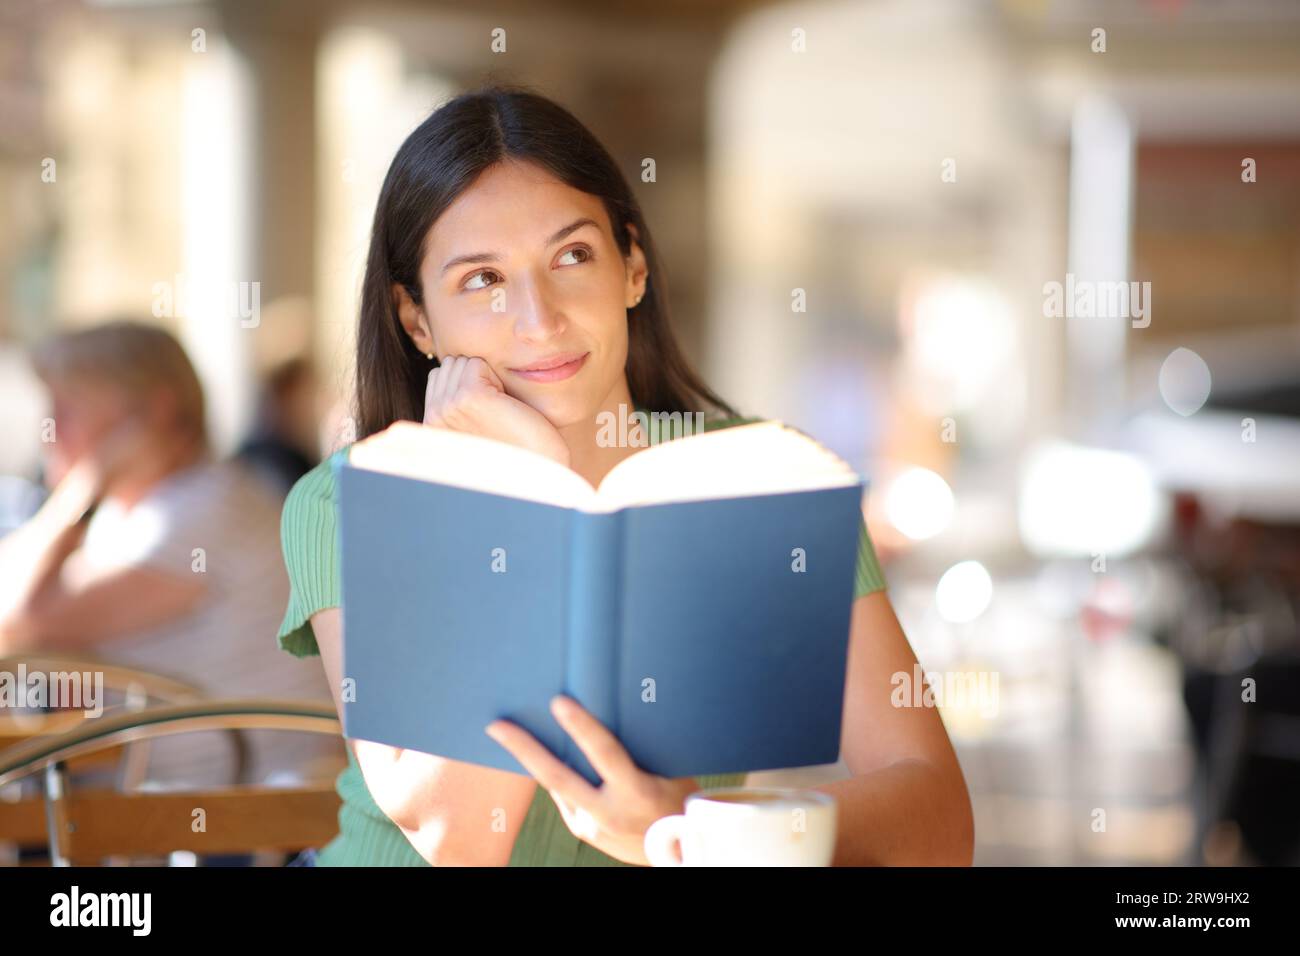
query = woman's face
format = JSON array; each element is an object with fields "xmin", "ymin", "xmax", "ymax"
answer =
[{"xmin": 400, "ymin": 159, "xmax": 646, "ymax": 428}]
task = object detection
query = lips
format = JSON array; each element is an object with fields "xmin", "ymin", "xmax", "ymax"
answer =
[
  {"xmin": 508, "ymin": 351, "xmax": 589, "ymax": 383},
  {"xmin": 510, "ymin": 351, "xmax": 587, "ymax": 372}
]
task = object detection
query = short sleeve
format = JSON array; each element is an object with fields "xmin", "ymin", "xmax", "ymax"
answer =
[
  {"xmin": 276, "ymin": 452, "xmax": 345, "ymax": 658},
  {"xmin": 854, "ymin": 515, "xmax": 887, "ymax": 598}
]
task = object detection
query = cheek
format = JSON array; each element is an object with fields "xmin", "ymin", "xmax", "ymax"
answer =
[
  {"xmin": 595, "ymin": 310, "xmax": 629, "ymax": 364},
  {"xmin": 47, "ymin": 400, "xmax": 86, "ymax": 450},
  {"xmin": 59, "ymin": 398, "xmax": 125, "ymax": 450},
  {"xmin": 426, "ymin": 303, "xmax": 505, "ymax": 358}
]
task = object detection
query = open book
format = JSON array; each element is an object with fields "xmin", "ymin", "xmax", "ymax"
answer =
[{"xmin": 337, "ymin": 419, "xmax": 867, "ymax": 785}]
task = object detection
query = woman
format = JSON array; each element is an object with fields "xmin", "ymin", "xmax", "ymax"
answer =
[{"xmin": 278, "ymin": 85, "xmax": 973, "ymax": 866}]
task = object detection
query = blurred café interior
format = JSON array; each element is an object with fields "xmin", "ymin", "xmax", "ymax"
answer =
[{"xmin": 1, "ymin": 0, "xmax": 1298, "ymax": 865}]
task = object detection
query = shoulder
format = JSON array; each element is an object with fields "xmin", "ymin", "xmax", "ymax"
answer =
[
  {"xmin": 100, "ymin": 461, "xmax": 239, "ymax": 561},
  {"xmin": 136, "ymin": 459, "xmax": 227, "ymax": 522},
  {"xmin": 279, "ymin": 448, "xmax": 352, "ymax": 566},
  {"xmin": 277, "ymin": 449, "xmax": 352, "ymax": 658},
  {"xmin": 282, "ymin": 448, "xmax": 348, "ymax": 525}
]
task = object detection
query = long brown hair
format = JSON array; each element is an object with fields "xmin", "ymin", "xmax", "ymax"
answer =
[{"xmin": 353, "ymin": 84, "xmax": 738, "ymax": 440}]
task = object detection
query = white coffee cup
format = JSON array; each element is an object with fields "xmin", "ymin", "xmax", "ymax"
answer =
[{"xmin": 644, "ymin": 787, "xmax": 837, "ymax": 866}]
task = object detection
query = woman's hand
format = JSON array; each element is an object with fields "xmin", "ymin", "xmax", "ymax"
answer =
[
  {"xmin": 485, "ymin": 695, "xmax": 699, "ymax": 866},
  {"xmin": 424, "ymin": 355, "xmax": 570, "ymax": 468}
]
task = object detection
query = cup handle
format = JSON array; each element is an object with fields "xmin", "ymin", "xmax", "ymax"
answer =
[{"xmin": 644, "ymin": 814, "xmax": 689, "ymax": 867}]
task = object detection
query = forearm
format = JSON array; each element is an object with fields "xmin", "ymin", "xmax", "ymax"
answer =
[
  {"xmin": 352, "ymin": 739, "xmax": 532, "ymax": 866},
  {"xmin": 818, "ymin": 758, "xmax": 974, "ymax": 866},
  {"xmin": 0, "ymin": 509, "xmax": 88, "ymax": 648},
  {"xmin": 313, "ymin": 611, "xmax": 520, "ymax": 866}
]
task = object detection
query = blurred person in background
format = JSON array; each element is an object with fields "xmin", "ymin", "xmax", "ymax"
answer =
[
  {"xmin": 0, "ymin": 320, "xmax": 342, "ymax": 786},
  {"xmin": 235, "ymin": 356, "xmax": 323, "ymax": 498}
]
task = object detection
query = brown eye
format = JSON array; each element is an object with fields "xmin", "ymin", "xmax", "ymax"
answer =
[
  {"xmin": 463, "ymin": 269, "xmax": 501, "ymax": 292},
  {"xmin": 558, "ymin": 245, "xmax": 592, "ymax": 266}
]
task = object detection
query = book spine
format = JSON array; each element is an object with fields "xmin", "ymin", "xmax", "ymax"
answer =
[{"xmin": 563, "ymin": 509, "xmax": 624, "ymax": 786}]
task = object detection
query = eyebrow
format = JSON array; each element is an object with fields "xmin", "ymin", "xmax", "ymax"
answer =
[{"xmin": 439, "ymin": 217, "xmax": 601, "ymax": 277}]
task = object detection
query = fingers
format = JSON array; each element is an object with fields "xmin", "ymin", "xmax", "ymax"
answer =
[
  {"xmin": 425, "ymin": 355, "xmax": 464, "ymax": 421},
  {"xmin": 467, "ymin": 356, "xmax": 506, "ymax": 392},
  {"xmin": 549, "ymin": 695, "xmax": 641, "ymax": 785},
  {"xmin": 485, "ymin": 717, "xmax": 601, "ymax": 809},
  {"xmin": 428, "ymin": 356, "xmax": 497, "ymax": 404},
  {"xmin": 423, "ymin": 365, "xmax": 445, "ymax": 423},
  {"xmin": 425, "ymin": 362, "xmax": 443, "ymax": 406},
  {"xmin": 551, "ymin": 793, "xmax": 602, "ymax": 843},
  {"xmin": 425, "ymin": 354, "xmax": 511, "ymax": 426},
  {"xmin": 444, "ymin": 355, "xmax": 470, "ymax": 397}
]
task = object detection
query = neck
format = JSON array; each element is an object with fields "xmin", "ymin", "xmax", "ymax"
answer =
[{"xmin": 558, "ymin": 380, "xmax": 646, "ymax": 490}]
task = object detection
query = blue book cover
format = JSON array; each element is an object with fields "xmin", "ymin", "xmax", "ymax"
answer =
[{"xmin": 335, "ymin": 423, "xmax": 866, "ymax": 787}]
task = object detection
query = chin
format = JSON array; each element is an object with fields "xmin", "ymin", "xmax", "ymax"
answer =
[{"xmin": 515, "ymin": 386, "xmax": 602, "ymax": 430}]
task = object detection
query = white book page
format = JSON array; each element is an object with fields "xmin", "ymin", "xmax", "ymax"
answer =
[
  {"xmin": 591, "ymin": 421, "xmax": 860, "ymax": 511},
  {"xmin": 346, "ymin": 420, "xmax": 860, "ymax": 512},
  {"xmin": 347, "ymin": 421, "xmax": 597, "ymax": 509}
]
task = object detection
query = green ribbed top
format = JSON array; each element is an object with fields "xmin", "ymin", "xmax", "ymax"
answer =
[{"xmin": 276, "ymin": 412, "xmax": 888, "ymax": 866}]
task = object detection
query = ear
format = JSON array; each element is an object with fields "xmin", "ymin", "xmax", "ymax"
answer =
[
  {"xmin": 622, "ymin": 222, "xmax": 649, "ymax": 308},
  {"xmin": 392, "ymin": 283, "xmax": 436, "ymax": 357}
]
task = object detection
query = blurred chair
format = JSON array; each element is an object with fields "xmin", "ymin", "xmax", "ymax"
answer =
[
  {"xmin": 0, "ymin": 698, "xmax": 340, "ymax": 866},
  {"xmin": 0, "ymin": 653, "xmax": 241, "ymax": 788}
]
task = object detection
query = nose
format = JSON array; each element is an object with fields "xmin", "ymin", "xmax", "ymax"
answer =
[{"xmin": 511, "ymin": 274, "xmax": 566, "ymax": 343}]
